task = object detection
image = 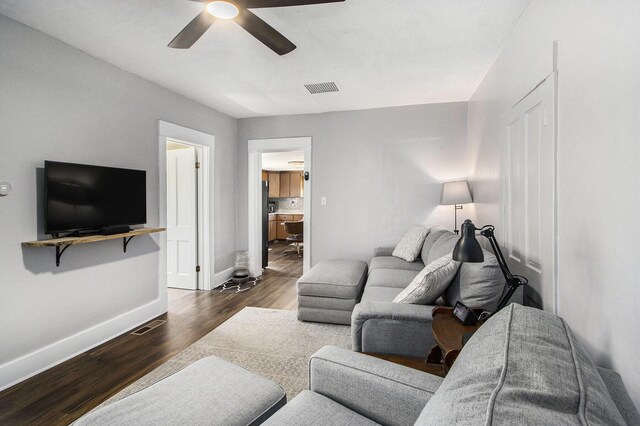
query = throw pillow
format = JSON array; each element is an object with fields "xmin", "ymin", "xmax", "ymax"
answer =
[
  {"xmin": 392, "ymin": 226, "xmax": 430, "ymax": 262},
  {"xmin": 393, "ymin": 254, "xmax": 461, "ymax": 304}
]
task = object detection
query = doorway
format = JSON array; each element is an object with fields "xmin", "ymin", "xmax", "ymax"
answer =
[
  {"xmin": 248, "ymin": 137, "xmax": 312, "ymax": 278},
  {"xmin": 158, "ymin": 121, "xmax": 213, "ymax": 305},
  {"xmin": 502, "ymin": 72, "xmax": 557, "ymax": 313},
  {"xmin": 262, "ymin": 151, "xmax": 305, "ymax": 274}
]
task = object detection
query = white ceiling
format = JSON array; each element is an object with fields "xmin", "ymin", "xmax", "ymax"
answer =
[
  {"xmin": 0, "ymin": 0, "xmax": 530, "ymax": 118},
  {"xmin": 262, "ymin": 151, "xmax": 304, "ymax": 171}
]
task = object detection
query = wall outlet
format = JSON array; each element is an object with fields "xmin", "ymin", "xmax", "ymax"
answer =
[{"xmin": 321, "ymin": 196, "xmax": 327, "ymax": 205}]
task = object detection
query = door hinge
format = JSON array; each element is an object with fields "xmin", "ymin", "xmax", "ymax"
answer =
[
  {"xmin": 196, "ymin": 265, "xmax": 201, "ymax": 273},
  {"xmin": 195, "ymin": 162, "xmax": 201, "ymax": 169}
]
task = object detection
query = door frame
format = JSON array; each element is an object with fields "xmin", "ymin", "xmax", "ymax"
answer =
[
  {"xmin": 158, "ymin": 121, "xmax": 213, "ymax": 308},
  {"xmin": 248, "ymin": 137, "xmax": 312, "ymax": 277},
  {"xmin": 500, "ymin": 71, "xmax": 558, "ymax": 314}
]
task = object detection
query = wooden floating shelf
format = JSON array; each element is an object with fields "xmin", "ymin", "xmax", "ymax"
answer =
[{"xmin": 22, "ymin": 227, "xmax": 165, "ymax": 267}]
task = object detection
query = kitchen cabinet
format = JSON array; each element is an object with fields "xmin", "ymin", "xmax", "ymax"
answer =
[
  {"xmin": 289, "ymin": 172, "xmax": 302, "ymax": 197},
  {"xmin": 268, "ymin": 220, "xmax": 277, "ymax": 242},
  {"xmin": 279, "ymin": 173, "xmax": 290, "ymax": 197},
  {"xmin": 268, "ymin": 172, "xmax": 280, "ymax": 198},
  {"xmin": 265, "ymin": 171, "xmax": 304, "ymax": 199}
]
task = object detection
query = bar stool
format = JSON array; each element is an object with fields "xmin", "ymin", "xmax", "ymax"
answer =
[{"xmin": 283, "ymin": 221, "xmax": 303, "ymax": 257}]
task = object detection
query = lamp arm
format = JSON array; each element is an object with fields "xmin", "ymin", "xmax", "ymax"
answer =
[
  {"xmin": 480, "ymin": 226, "xmax": 514, "ymax": 281},
  {"xmin": 478, "ymin": 225, "xmax": 526, "ymax": 314}
]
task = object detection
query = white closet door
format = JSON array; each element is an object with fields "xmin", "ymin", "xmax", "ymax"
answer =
[
  {"xmin": 167, "ymin": 147, "xmax": 198, "ymax": 290},
  {"xmin": 502, "ymin": 74, "xmax": 556, "ymax": 312}
]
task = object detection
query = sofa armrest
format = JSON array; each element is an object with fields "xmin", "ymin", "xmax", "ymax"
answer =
[
  {"xmin": 310, "ymin": 346, "xmax": 442, "ymax": 426},
  {"xmin": 372, "ymin": 246, "xmax": 395, "ymax": 257},
  {"xmin": 352, "ymin": 302, "xmax": 438, "ymax": 358}
]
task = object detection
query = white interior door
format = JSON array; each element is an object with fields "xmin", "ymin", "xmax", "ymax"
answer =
[
  {"xmin": 167, "ymin": 146, "xmax": 198, "ymax": 290},
  {"xmin": 502, "ymin": 74, "xmax": 556, "ymax": 312}
]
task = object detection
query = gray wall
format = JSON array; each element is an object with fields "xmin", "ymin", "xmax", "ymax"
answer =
[
  {"xmin": 0, "ymin": 16, "xmax": 236, "ymax": 389},
  {"xmin": 468, "ymin": 0, "xmax": 640, "ymax": 407},
  {"xmin": 237, "ymin": 102, "xmax": 471, "ymax": 264}
]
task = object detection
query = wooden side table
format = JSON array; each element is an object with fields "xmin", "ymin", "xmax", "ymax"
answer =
[
  {"xmin": 363, "ymin": 353, "xmax": 446, "ymax": 377},
  {"xmin": 428, "ymin": 306, "xmax": 483, "ymax": 373}
]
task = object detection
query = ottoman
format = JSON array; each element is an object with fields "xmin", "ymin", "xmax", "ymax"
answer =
[
  {"xmin": 74, "ymin": 357, "xmax": 286, "ymax": 426},
  {"xmin": 297, "ymin": 259, "xmax": 368, "ymax": 325}
]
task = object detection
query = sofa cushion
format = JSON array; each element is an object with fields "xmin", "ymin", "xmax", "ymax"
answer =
[
  {"xmin": 361, "ymin": 286, "xmax": 404, "ymax": 303},
  {"xmin": 420, "ymin": 226, "xmax": 450, "ymax": 263},
  {"xmin": 442, "ymin": 249, "xmax": 503, "ymax": 311},
  {"xmin": 366, "ymin": 269, "xmax": 419, "ymax": 289},
  {"xmin": 392, "ymin": 226, "xmax": 430, "ymax": 262},
  {"xmin": 75, "ymin": 356, "xmax": 286, "ymax": 426},
  {"xmin": 263, "ymin": 390, "xmax": 380, "ymax": 426},
  {"xmin": 297, "ymin": 259, "xmax": 368, "ymax": 299},
  {"xmin": 369, "ymin": 257, "xmax": 425, "ymax": 273},
  {"xmin": 393, "ymin": 255, "xmax": 460, "ymax": 305},
  {"xmin": 425, "ymin": 231, "xmax": 459, "ymax": 264},
  {"xmin": 416, "ymin": 304, "xmax": 626, "ymax": 425}
]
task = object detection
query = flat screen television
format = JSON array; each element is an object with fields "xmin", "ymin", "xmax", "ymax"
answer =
[{"xmin": 45, "ymin": 161, "xmax": 146, "ymax": 235}]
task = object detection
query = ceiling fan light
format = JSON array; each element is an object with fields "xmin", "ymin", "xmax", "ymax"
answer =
[{"xmin": 206, "ymin": 1, "xmax": 239, "ymax": 20}]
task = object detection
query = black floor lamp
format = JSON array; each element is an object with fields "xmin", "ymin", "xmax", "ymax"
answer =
[{"xmin": 453, "ymin": 219, "xmax": 528, "ymax": 319}]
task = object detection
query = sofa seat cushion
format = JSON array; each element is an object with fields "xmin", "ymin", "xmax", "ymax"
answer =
[
  {"xmin": 75, "ymin": 356, "xmax": 286, "ymax": 426},
  {"xmin": 366, "ymin": 268, "xmax": 419, "ymax": 289},
  {"xmin": 369, "ymin": 256, "xmax": 425, "ymax": 273},
  {"xmin": 297, "ymin": 259, "xmax": 368, "ymax": 299},
  {"xmin": 361, "ymin": 285, "xmax": 404, "ymax": 303},
  {"xmin": 416, "ymin": 304, "xmax": 626, "ymax": 425},
  {"xmin": 263, "ymin": 390, "xmax": 380, "ymax": 426}
]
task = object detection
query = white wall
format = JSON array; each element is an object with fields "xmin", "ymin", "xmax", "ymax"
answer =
[
  {"xmin": 468, "ymin": 0, "xmax": 640, "ymax": 407},
  {"xmin": 237, "ymin": 102, "xmax": 471, "ymax": 264},
  {"xmin": 0, "ymin": 15, "xmax": 237, "ymax": 390}
]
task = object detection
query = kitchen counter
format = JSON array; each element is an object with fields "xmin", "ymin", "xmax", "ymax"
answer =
[{"xmin": 274, "ymin": 211, "xmax": 304, "ymax": 215}]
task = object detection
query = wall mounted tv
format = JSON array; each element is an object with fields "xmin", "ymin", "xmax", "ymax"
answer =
[{"xmin": 45, "ymin": 161, "xmax": 146, "ymax": 235}]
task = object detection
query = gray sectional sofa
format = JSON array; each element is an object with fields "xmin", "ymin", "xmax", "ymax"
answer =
[
  {"xmin": 266, "ymin": 304, "xmax": 640, "ymax": 425},
  {"xmin": 352, "ymin": 226, "xmax": 505, "ymax": 358}
]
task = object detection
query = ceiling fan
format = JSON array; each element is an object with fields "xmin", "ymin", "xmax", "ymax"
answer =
[{"xmin": 169, "ymin": 0, "xmax": 345, "ymax": 55}]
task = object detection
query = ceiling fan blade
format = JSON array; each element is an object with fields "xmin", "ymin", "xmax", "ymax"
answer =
[
  {"xmin": 168, "ymin": 11, "xmax": 216, "ymax": 49},
  {"xmin": 241, "ymin": 0, "xmax": 344, "ymax": 8},
  {"xmin": 235, "ymin": 9, "xmax": 296, "ymax": 55}
]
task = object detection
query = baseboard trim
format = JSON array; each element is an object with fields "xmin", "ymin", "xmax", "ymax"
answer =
[
  {"xmin": 0, "ymin": 298, "xmax": 164, "ymax": 392},
  {"xmin": 213, "ymin": 267, "xmax": 234, "ymax": 287}
]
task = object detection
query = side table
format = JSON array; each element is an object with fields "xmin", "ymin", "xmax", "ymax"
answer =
[{"xmin": 427, "ymin": 306, "xmax": 484, "ymax": 373}]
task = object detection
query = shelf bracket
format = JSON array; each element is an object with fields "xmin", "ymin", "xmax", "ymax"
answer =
[
  {"xmin": 123, "ymin": 236, "xmax": 136, "ymax": 253},
  {"xmin": 55, "ymin": 244, "xmax": 72, "ymax": 267}
]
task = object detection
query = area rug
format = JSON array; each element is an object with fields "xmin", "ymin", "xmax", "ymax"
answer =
[{"xmin": 98, "ymin": 307, "xmax": 351, "ymax": 408}]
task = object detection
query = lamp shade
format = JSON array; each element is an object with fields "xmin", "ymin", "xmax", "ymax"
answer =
[
  {"xmin": 452, "ymin": 220, "xmax": 484, "ymax": 262},
  {"xmin": 441, "ymin": 180, "xmax": 473, "ymax": 205}
]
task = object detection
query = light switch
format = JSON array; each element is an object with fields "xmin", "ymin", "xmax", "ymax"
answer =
[
  {"xmin": 0, "ymin": 182, "xmax": 11, "ymax": 196},
  {"xmin": 321, "ymin": 196, "xmax": 327, "ymax": 205}
]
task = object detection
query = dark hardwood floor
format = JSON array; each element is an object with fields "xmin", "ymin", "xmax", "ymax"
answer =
[{"xmin": 0, "ymin": 241, "xmax": 302, "ymax": 425}]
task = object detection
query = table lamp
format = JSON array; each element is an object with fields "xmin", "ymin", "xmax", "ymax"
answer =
[
  {"xmin": 452, "ymin": 219, "xmax": 528, "ymax": 318},
  {"xmin": 440, "ymin": 181, "xmax": 473, "ymax": 234}
]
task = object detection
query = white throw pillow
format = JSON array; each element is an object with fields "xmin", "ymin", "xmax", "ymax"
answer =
[
  {"xmin": 393, "ymin": 254, "xmax": 461, "ymax": 305},
  {"xmin": 392, "ymin": 226, "xmax": 430, "ymax": 262}
]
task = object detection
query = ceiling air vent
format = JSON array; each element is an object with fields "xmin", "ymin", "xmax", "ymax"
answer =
[{"xmin": 304, "ymin": 82, "xmax": 339, "ymax": 94}]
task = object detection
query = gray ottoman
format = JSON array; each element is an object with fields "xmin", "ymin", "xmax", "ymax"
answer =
[
  {"xmin": 297, "ymin": 259, "xmax": 368, "ymax": 325},
  {"xmin": 75, "ymin": 357, "xmax": 286, "ymax": 426}
]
